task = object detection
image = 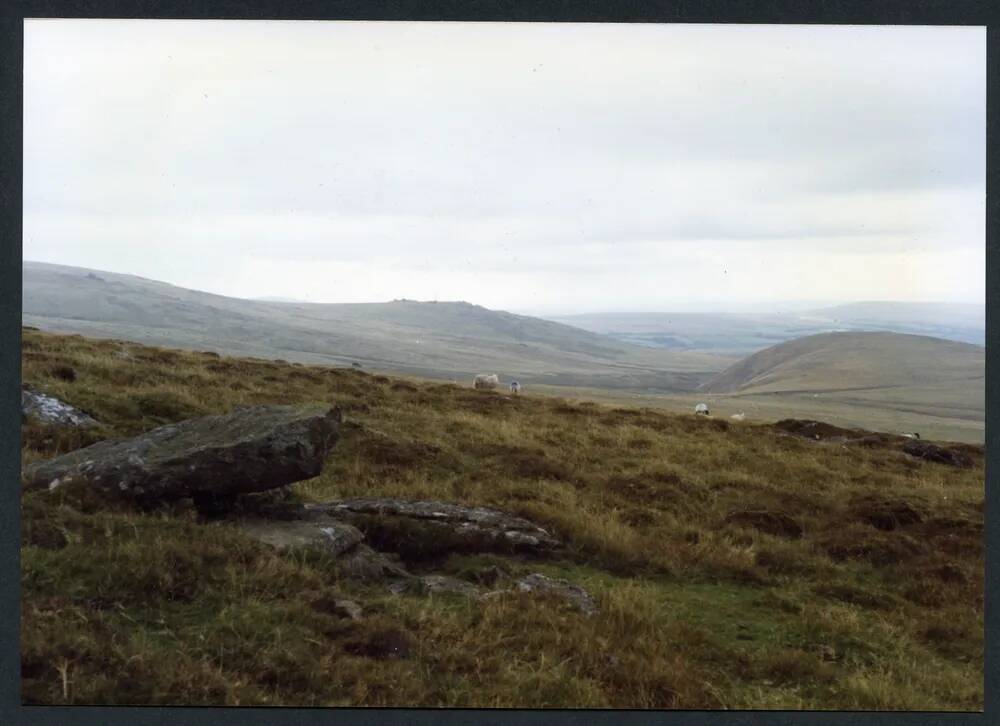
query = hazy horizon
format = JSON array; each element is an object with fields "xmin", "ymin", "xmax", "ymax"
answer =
[
  {"xmin": 23, "ymin": 259, "xmax": 985, "ymax": 323},
  {"xmin": 24, "ymin": 21, "xmax": 985, "ymax": 311}
]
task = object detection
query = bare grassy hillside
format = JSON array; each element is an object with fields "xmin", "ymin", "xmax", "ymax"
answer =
[
  {"xmin": 23, "ymin": 261, "xmax": 728, "ymax": 392},
  {"xmin": 20, "ymin": 329, "xmax": 984, "ymax": 709},
  {"xmin": 704, "ymin": 332, "xmax": 983, "ymax": 395}
]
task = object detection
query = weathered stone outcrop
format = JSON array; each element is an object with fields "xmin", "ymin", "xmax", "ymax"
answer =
[
  {"xmin": 236, "ymin": 509, "xmax": 411, "ymax": 584},
  {"xmin": 307, "ymin": 498, "xmax": 561, "ymax": 556},
  {"xmin": 236, "ymin": 500, "xmax": 595, "ymax": 615},
  {"xmin": 21, "ymin": 385, "xmax": 98, "ymax": 428},
  {"xmin": 22, "ymin": 405, "xmax": 342, "ymax": 506},
  {"xmin": 239, "ymin": 516, "xmax": 364, "ymax": 557}
]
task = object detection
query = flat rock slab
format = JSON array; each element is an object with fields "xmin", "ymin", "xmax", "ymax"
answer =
[
  {"xmin": 902, "ymin": 440, "xmax": 974, "ymax": 468},
  {"xmin": 22, "ymin": 404, "xmax": 342, "ymax": 506},
  {"xmin": 21, "ymin": 386, "xmax": 98, "ymax": 428},
  {"xmin": 239, "ymin": 516, "xmax": 364, "ymax": 557},
  {"xmin": 308, "ymin": 498, "xmax": 561, "ymax": 555},
  {"xmin": 237, "ymin": 509, "xmax": 411, "ymax": 583}
]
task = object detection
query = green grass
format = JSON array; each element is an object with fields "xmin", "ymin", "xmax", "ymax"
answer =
[{"xmin": 19, "ymin": 328, "xmax": 984, "ymax": 708}]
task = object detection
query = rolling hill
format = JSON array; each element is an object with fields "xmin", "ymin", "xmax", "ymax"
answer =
[
  {"xmin": 684, "ymin": 331, "xmax": 985, "ymax": 441},
  {"xmin": 703, "ymin": 331, "xmax": 984, "ymax": 395},
  {"xmin": 22, "ymin": 262, "xmax": 730, "ymax": 392}
]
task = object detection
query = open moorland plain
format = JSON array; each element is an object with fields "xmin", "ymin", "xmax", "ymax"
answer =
[{"xmin": 20, "ymin": 328, "xmax": 984, "ymax": 709}]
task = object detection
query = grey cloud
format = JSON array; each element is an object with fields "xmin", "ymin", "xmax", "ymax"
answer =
[{"xmin": 23, "ymin": 20, "xmax": 985, "ymax": 309}]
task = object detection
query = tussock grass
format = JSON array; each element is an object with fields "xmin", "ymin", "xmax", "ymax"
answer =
[{"xmin": 19, "ymin": 328, "xmax": 983, "ymax": 709}]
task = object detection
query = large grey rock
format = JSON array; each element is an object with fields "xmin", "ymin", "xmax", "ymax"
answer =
[
  {"xmin": 235, "ymin": 502, "xmax": 413, "ymax": 584},
  {"xmin": 21, "ymin": 385, "xmax": 98, "ymax": 428},
  {"xmin": 308, "ymin": 498, "xmax": 561, "ymax": 555},
  {"xmin": 237, "ymin": 508, "xmax": 411, "ymax": 584},
  {"xmin": 239, "ymin": 516, "xmax": 364, "ymax": 557},
  {"xmin": 22, "ymin": 404, "xmax": 342, "ymax": 506}
]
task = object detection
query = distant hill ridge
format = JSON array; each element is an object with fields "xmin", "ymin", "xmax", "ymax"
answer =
[
  {"xmin": 550, "ymin": 302, "xmax": 984, "ymax": 352},
  {"xmin": 807, "ymin": 301, "xmax": 984, "ymax": 326},
  {"xmin": 21, "ymin": 261, "xmax": 726, "ymax": 392}
]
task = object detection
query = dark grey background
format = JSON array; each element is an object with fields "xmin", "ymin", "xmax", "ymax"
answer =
[{"xmin": 1, "ymin": 2, "xmax": 996, "ymax": 725}]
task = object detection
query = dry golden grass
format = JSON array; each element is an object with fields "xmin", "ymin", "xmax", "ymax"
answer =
[{"xmin": 19, "ymin": 329, "xmax": 984, "ymax": 709}]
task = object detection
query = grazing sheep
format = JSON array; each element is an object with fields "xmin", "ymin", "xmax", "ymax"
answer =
[
  {"xmin": 509, "ymin": 381, "xmax": 522, "ymax": 395},
  {"xmin": 694, "ymin": 402, "xmax": 710, "ymax": 416},
  {"xmin": 730, "ymin": 411, "xmax": 746, "ymax": 421},
  {"xmin": 901, "ymin": 432, "xmax": 921, "ymax": 440},
  {"xmin": 474, "ymin": 373, "xmax": 500, "ymax": 390}
]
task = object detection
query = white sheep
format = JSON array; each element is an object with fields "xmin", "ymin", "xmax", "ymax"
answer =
[
  {"xmin": 730, "ymin": 411, "xmax": 746, "ymax": 421},
  {"xmin": 694, "ymin": 402, "xmax": 710, "ymax": 416},
  {"xmin": 509, "ymin": 381, "xmax": 522, "ymax": 395},
  {"xmin": 473, "ymin": 373, "xmax": 500, "ymax": 390}
]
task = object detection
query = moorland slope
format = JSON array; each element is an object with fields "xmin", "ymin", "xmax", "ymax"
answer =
[
  {"xmin": 703, "ymin": 331, "xmax": 984, "ymax": 394},
  {"xmin": 19, "ymin": 329, "xmax": 984, "ymax": 709}
]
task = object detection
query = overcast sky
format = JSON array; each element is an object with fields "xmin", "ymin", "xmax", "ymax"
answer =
[{"xmin": 23, "ymin": 20, "xmax": 985, "ymax": 314}]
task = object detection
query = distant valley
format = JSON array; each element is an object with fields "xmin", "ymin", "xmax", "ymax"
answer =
[
  {"xmin": 551, "ymin": 302, "xmax": 984, "ymax": 353},
  {"xmin": 22, "ymin": 262, "xmax": 984, "ymax": 441}
]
